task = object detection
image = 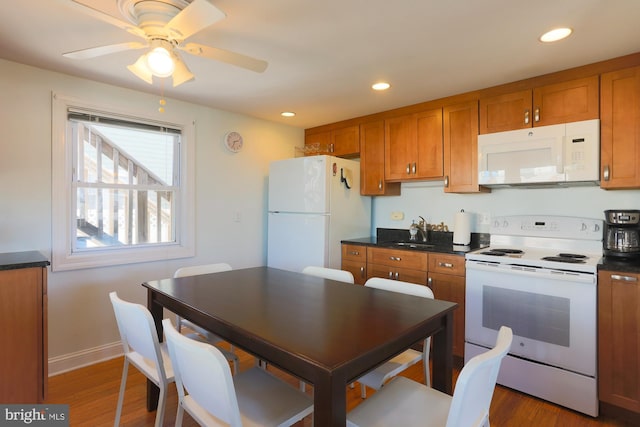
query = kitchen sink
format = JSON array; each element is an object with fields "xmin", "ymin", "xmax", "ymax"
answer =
[{"xmin": 392, "ymin": 242, "xmax": 435, "ymax": 250}]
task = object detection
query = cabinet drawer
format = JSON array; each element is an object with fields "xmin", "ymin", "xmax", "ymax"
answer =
[
  {"xmin": 428, "ymin": 253, "xmax": 465, "ymax": 276},
  {"xmin": 368, "ymin": 263, "xmax": 428, "ymax": 285},
  {"xmin": 367, "ymin": 247, "xmax": 428, "ymax": 270},
  {"xmin": 342, "ymin": 244, "xmax": 367, "ymax": 262}
]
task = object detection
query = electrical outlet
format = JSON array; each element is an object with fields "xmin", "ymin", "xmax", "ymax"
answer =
[
  {"xmin": 479, "ymin": 212, "xmax": 490, "ymax": 225},
  {"xmin": 390, "ymin": 211, "xmax": 404, "ymax": 221}
]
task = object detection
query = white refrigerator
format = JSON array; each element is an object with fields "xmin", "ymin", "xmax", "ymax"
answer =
[{"xmin": 267, "ymin": 155, "xmax": 371, "ymax": 273}]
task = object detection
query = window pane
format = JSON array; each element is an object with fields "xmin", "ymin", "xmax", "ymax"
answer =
[{"xmin": 76, "ymin": 188, "xmax": 175, "ymax": 249}]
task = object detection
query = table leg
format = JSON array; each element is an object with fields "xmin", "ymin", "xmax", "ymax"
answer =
[
  {"xmin": 313, "ymin": 374, "xmax": 347, "ymax": 426},
  {"xmin": 431, "ymin": 311, "xmax": 454, "ymax": 394},
  {"xmin": 146, "ymin": 290, "xmax": 163, "ymax": 411}
]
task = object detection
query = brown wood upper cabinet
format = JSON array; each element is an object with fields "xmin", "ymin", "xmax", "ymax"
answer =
[
  {"xmin": 443, "ymin": 100, "xmax": 486, "ymax": 193},
  {"xmin": 384, "ymin": 109, "xmax": 443, "ymax": 181},
  {"xmin": 479, "ymin": 76, "xmax": 599, "ymax": 134},
  {"xmin": 304, "ymin": 125, "xmax": 360, "ymax": 158},
  {"xmin": 600, "ymin": 66, "xmax": 640, "ymax": 189},
  {"xmin": 360, "ymin": 120, "xmax": 400, "ymax": 196}
]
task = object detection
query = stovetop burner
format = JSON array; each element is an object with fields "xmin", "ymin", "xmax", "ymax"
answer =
[
  {"xmin": 479, "ymin": 248, "xmax": 524, "ymax": 256},
  {"xmin": 541, "ymin": 256, "xmax": 586, "ymax": 264}
]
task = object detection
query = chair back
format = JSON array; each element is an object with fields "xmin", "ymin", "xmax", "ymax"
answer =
[
  {"xmin": 302, "ymin": 266, "xmax": 355, "ymax": 283},
  {"xmin": 109, "ymin": 292, "xmax": 167, "ymax": 381},
  {"xmin": 364, "ymin": 277, "xmax": 434, "ymax": 299},
  {"xmin": 174, "ymin": 263, "xmax": 232, "ymax": 278},
  {"xmin": 163, "ymin": 318, "xmax": 242, "ymax": 426},
  {"xmin": 446, "ymin": 326, "xmax": 513, "ymax": 427}
]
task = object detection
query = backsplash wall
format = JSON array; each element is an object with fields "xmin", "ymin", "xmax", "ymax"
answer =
[{"xmin": 372, "ymin": 181, "xmax": 639, "ymax": 235}]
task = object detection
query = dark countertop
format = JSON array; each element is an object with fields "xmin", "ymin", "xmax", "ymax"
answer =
[
  {"xmin": 0, "ymin": 251, "xmax": 50, "ymax": 271},
  {"xmin": 342, "ymin": 228, "xmax": 489, "ymax": 256},
  {"xmin": 598, "ymin": 256, "xmax": 640, "ymax": 274}
]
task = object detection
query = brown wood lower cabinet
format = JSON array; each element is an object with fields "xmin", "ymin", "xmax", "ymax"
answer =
[
  {"xmin": 0, "ymin": 264, "xmax": 48, "ymax": 403},
  {"xmin": 598, "ymin": 269, "xmax": 640, "ymax": 414},
  {"xmin": 341, "ymin": 244, "xmax": 368, "ymax": 285}
]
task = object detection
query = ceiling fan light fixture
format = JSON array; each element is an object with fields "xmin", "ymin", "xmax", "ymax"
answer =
[
  {"xmin": 127, "ymin": 55, "xmax": 154, "ymax": 84},
  {"xmin": 146, "ymin": 46, "xmax": 175, "ymax": 77}
]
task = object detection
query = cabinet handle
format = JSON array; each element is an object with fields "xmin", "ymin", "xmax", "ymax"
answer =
[
  {"xmin": 438, "ymin": 262, "xmax": 454, "ymax": 269},
  {"xmin": 412, "ymin": 163, "xmax": 417, "ymax": 174},
  {"xmin": 524, "ymin": 109, "xmax": 530, "ymax": 125},
  {"xmin": 378, "ymin": 180, "xmax": 383, "ymax": 190},
  {"xmin": 406, "ymin": 163, "xmax": 411, "ymax": 174},
  {"xmin": 389, "ymin": 256, "xmax": 402, "ymax": 261},
  {"xmin": 603, "ymin": 165, "xmax": 610, "ymax": 181},
  {"xmin": 349, "ymin": 251, "xmax": 360, "ymax": 256},
  {"xmin": 534, "ymin": 107, "xmax": 540, "ymax": 122},
  {"xmin": 330, "ymin": 143, "xmax": 334, "ymax": 153},
  {"xmin": 395, "ymin": 272, "xmax": 399, "ymax": 280},
  {"xmin": 611, "ymin": 274, "xmax": 637, "ymax": 282},
  {"xmin": 388, "ymin": 271, "xmax": 394, "ymax": 279},
  {"xmin": 360, "ymin": 266, "xmax": 365, "ymax": 278},
  {"xmin": 428, "ymin": 277, "xmax": 432, "ymax": 286},
  {"xmin": 444, "ymin": 175, "xmax": 449, "ymax": 187}
]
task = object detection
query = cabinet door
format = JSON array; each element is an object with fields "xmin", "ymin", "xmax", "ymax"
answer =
[
  {"xmin": 443, "ymin": 100, "xmax": 486, "ymax": 193},
  {"xmin": 360, "ymin": 120, "xmax": 400, "ymax": 196},
  {"xmin": 533, "ymin": 76, "xmax": 599, "ymax": 126},
  {"xmin": 600, "ymin": 66, "xmax": 640, "ymax": 189},
  {"xmin": 342, "ymin": 244, "xmax": 367, "ymax": 285},
  {"xmin": 429, "ymin": 271, "xmax": 465, "ymax": 359},
  {"xmin": 479, "ymin": 90, "xmax": 532, "ymax": 134},
  {"xmin": 385, "ymin": 115, "xmax": 415, "ymax": 180},
  {"xmin": 331, "ymin": 125, "xmax": 360, "ymax": 157},
  {"xmin": 304, "ymin": 130, "xmax": 330, "ymax": 155},
  {"xmin": 415, "ymin": 108, "xmax": 444, "ymax": 179},
  {"xmin": 0, "ymin": 267, "xmax": 45, "ymax": 403},
  {"xmin": 598, "ymin": 270, "xmax": 640, "ymax": 412},
  {"xmin": 368, "ymin": 263, "xmax": 428, "ymax": 285}
]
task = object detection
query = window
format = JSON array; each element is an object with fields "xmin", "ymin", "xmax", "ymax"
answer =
[{"xmin": 52, "ymin": 94, "xmax": 194, "ymax": 271}]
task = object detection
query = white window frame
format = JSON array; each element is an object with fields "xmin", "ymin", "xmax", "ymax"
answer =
[{"xmin": 51, "ymin": 92, "xmax": 195, "ymax": 271}]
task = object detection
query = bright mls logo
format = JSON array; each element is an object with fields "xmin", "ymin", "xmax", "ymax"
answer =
[{"xmin": 0, "ymin": 405, "xmax": 68, "ymax": 426}]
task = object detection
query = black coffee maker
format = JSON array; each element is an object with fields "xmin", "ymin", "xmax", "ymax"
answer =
[{"xmin": 604, "ymin": 210, "xmax": 640, "ymax": 258}]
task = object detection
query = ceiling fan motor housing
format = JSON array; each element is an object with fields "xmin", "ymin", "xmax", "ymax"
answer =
[{"xmin": 118, "ymin": 0, "xmax": 189, "ymax": 38}]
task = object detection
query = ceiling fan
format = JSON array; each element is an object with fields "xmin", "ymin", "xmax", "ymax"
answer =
[{"xmin": 63, "ymin": 0, "xmax": 268, "ymax": 87}]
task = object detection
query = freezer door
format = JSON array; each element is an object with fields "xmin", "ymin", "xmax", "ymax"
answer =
[
  {"xmin": 268, "ymin": 156, "xmax": 329, "ymax": 213},
  {"xmin": 267, "ymin": 212, "xmax": 329, "ymax": 273}
]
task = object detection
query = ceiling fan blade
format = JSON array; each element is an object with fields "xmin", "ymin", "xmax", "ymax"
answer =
[
  {"xmin": 165, "ymin": 0, "xmax": 226, "ymax": 41},
  {"xmin": 180, "ymin": 42, "xmax": 268, "ymax": 73},
  {"xmin": 63, "ymin": 42, "xmax": 148, "ymax": 59},
  {"xmin": 172, "ymin": 54, "xmax": 195, "ymax": 87},
  {"xmin": 68, "ymin": 0, "xmax": 146, "ymax": 38}
]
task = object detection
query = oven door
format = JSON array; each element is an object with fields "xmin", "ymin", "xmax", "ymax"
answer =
[{"xmin": 465, "ymin": 260, "xmax": 596, "ymax": 376}]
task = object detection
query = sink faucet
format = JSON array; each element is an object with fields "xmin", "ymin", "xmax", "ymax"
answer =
[{"xmin": 410, "ymin": 219, "xmax": 428, "ymax": 243}]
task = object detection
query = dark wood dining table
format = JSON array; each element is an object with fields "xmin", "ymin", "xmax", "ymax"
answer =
[{"xmin": 143, "ymin": 266, "xmax": 456, "ymax": 426}]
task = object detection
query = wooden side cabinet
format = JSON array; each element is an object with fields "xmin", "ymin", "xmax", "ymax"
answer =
[
  {"xmin": 428, "ymin": 253, "xmax": 465, "ymax": 359},
  {"xmin": 359, "ymin": 120, "xmax": 400, "ymax": 196},
  {"xmin": 598, "ymin": 270, "xmax": 640, "ymax": 414},
  {"xmin": 341, "ymin": 244, "xmax": 368, "ymax": 285},
  {"xmin": 0, "ymin": 251, "xmax": 49, "ymax": 403}
]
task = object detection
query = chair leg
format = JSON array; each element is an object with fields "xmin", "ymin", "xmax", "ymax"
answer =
[
  {"xmin": 114, "ymin": 359, "xmax": 130, "ymax": 426},
  {"xmin": 153, "ymin": 384, "xmax": 167, "ymax": 427},
  {"xmin": 175, "ymin": 402, "xmax": 184, "ymax": 427}
]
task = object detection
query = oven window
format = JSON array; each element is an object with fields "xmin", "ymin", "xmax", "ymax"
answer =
[{"xmin": 482, "ymin": 286, "xmax": 570, "ymax": 347}]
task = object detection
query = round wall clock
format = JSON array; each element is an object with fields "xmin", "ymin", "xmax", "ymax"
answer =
[{"xmin": 223, "ymin": 131, "xmax": 244, "ymax": 153}]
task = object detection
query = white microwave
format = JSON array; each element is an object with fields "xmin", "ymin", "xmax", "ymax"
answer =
[{"xmin": 478, "ymin": 119, "xmax": 600, "ymax": 186}]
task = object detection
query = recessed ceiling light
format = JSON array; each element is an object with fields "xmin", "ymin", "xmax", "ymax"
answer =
[
  {"xmin": 539, "ymin": 27, "xmax": 573, "ymax": 43},
  {"xmin": 372, "ymin": 82, "xmax": 391, "ymax": 91},
  {"xmin": 281, "ymin": 111, "xmax": 296, "ymax": 117}
]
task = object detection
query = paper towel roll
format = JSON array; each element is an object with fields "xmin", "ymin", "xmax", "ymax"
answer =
[{"xmin": 453, "ymin": 209, "xmax": 471, "ymax": 245}]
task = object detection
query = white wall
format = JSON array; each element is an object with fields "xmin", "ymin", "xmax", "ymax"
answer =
[
  {"xmin": 373, "ymin": 181, "xmax": 640, "ymax": 233},
  {"xmin": 0, "ymin": 59, "xmax": 303, "ymax": 372}
]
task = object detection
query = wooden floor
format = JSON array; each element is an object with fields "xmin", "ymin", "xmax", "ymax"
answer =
[{"xmin": 46, "ymin": 345, "xmax": 636, "ymax": 426}]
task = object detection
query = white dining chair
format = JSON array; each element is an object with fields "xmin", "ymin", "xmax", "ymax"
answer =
[
  {"xmin": 109, "ymin": 292, "xmax": 175, "ymax": 427},
  {"xmin": 162, "ymin": 318, "xmax": 314, "ymax": 427},
  {"xmin": 347, "ymin": 326, "xmax": 513, "ymax": 427},
  {"xmin": 300, "ymin": 265, "xmax": 355, "ymax": 392},
  {"xmin": 302, "ymin": 265, "xmax": 355, "ymax": 283},
  {"xmin": 357, "ymin": 277, "xmax": 434, "ymax": 398},
  {"xmin": 173, "ymin": 263, "xmax": 239, "ymax": 374}
]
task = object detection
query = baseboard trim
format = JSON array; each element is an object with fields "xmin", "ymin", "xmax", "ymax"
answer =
[{"xmin": 48, "ymin": 342, "xmax": 123, "ymax": 377}]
